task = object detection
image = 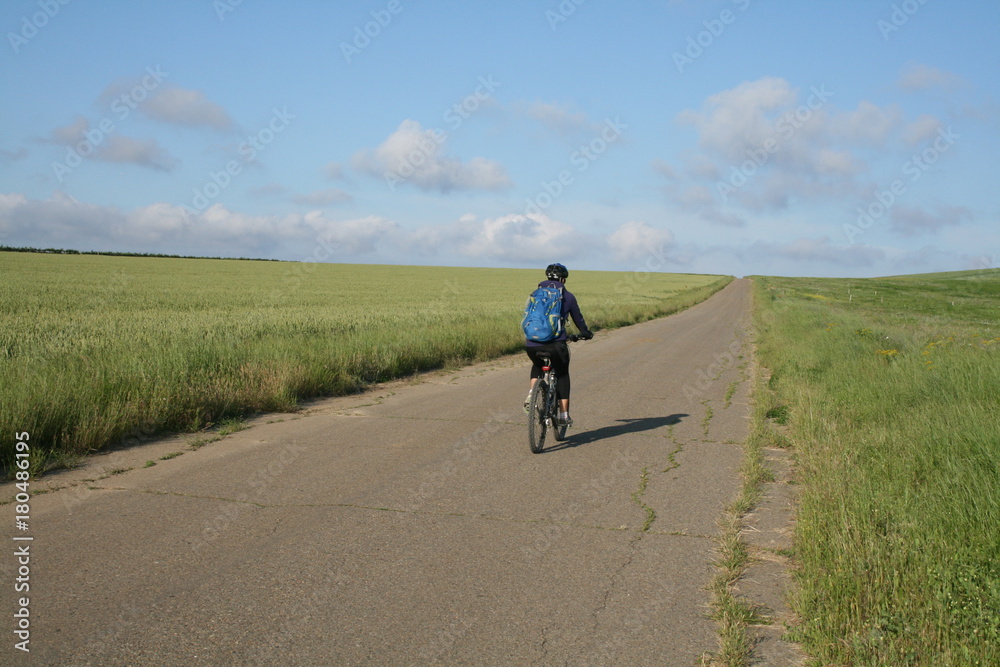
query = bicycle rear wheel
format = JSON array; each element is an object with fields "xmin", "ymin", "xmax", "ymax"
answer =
[
  {"xmin": 527, "ymin": 380, "xmax": 548, "ymax": 453},
  {"xmin": 548, "ymin": 376, "xmax": 567, "ymax": 442}
]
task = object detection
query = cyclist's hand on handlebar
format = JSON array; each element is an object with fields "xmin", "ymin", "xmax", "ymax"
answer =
[{"xmin": 579, "ymin": 331, "xmax": 594, "ymax": 340}]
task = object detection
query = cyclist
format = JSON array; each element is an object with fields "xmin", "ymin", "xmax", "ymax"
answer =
[{"xmin": 524, "ymin": 263, "xmax": 593, "ymax": 427}]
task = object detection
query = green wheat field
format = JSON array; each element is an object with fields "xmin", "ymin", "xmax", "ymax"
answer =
[
  {"xmin": 0, "ymin": 251, "xmax": 730, "ymax": 470},
  {"xmin": 751, "ymin": 268, "xmax": 1000, "ymax": 664}
]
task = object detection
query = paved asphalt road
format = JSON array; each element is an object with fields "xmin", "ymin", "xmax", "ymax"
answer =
[{"xmin": 4, "ymin": 278, "xmax": 753, "ymax": 665}]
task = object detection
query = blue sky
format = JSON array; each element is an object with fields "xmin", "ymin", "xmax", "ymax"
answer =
[{"xmin": 2, "ymin": 0, "xmax": 998, "ymax": 277}]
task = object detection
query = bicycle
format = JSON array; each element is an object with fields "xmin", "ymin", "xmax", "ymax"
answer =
[{"xmin": 527, "ymin": 335, "xmax": 579, "ymax": 454}]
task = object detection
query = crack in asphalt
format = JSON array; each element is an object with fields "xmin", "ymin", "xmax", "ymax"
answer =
[
  {"xmin": 662, "ymin": 432, "xmax": 684, "ymax": 474},
  {"xmin": 590, "ymin": 532, "xmax": 643, "ymax": 636},
  {"xmin": 631, "ymin": 467, "xmax": 656, "ymax": 532},
  {"xmin": 588, "ymin": 453, "xmax": 681, "ymax": 642},
  {"xmin": 94, "ymin": 486, "xmax": 716, "ymax": 537},
  {"xmin": 539, "ymin": 625, "xmax": 550, "ymax": 658}
]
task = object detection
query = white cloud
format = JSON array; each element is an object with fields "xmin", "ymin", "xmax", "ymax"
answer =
[
  {"xmin": 699, "ymin": 208, "xmax": 747, "ymax": 227},
  {"xmin": 674, "ymin": 185, "xmax": 715, "ymax": 209},
  {"xmin": 0, "ymin": 193, "xmax": 589, "ymax": 265},
  {"xmin": 661, "ymin": 174, "xmax": 748, "ymax": 227},
  {"xmin": 683, "ymin": 153, "xmax": 721, "ymax": 180},
  {"xmin": 663, "ymin": 78, "xmax": 939, "ymax": 222},
  {"xmin": 518, "ymin": 101, "xmax": 596, "ymax": 135},
  {"xmin": 0, "ymin": 192, "xmax": 395, "ymax": 257},
  {"xmin": 606, "ymin": 221, "xmax": 675, "ymax": 262},
  {"xmin": 323, "ymin": 162, "xmax": 347, "ymax": 181},
  {"xmin": 1, "ymin": 191, "xmax": 129, "ymax": 249},
  {"xmin": 898, "ymin": 64, "xmax": 963, "ymax": 93},
  {"xmin": 97, "ymin": 135, "xmax": 177, "ymax": 170},
  {"xmin": 889, "ymin": 204, "xmax": 972, "ymax": 236},
  {"xmin": 124, "ymin": 201, "xmax": 189, "ymax": 240},
  {"xmin": 832, "ymin": 101, "xmax": 903, "ymax": 147},
  {"xmin": 96, "ymin": 74, "xmax": 232, "ymax": 130},
  {"xmin": 651, "ymin": 159, "xmax": 678, "ymax": 181},
  {"xmin": 44, "ymin": 117, "xmax": 177, "ymax": 171},
  {"xmin": 394, "ymin": 224, "xmax": 452, "ymax": 257},
  {"xmin": 140, "ymin": 86, "xmax": 233, "ymax": 130},
  {"xmin": 195, "ymin": 204, "xmax": 282, "ymax": 241},
  {"xmin": 815, "ymin": 149, "xmax": 861, "ymax": 176},
  {"xmin": 0, "ymin": 147, "xmax": 27, "ymax": 162},
  {"xmin": 0, "ymin": 193, "xmax": 28, "ymax": 241},
  {"xmin": 742, "ymin": 236, "xmax": 886, "ymax": 268},
  {"xmin": 454, "ymin": 212, "xmax": 580, "ymax": 262},
  {"xmin": 677, "ymin": 77, "xmax": 798, "ymax": 162},
  {"xmin": 307, "ymin": 213, "xmax": 398, "ymax": 255},
  {"xmin": 890, "ymin": 245, "xmax": 967, "ymax": 274},
  {"xmin": 47, "ymin": 116, "xmax": 90, "ymax": 145},
  {"xmin": 352, "ymin": 120, "xmax": 511, "ymax": 193},
  {"xmin": 902, "ymin": 114, "xmax": 944, "ymax": 146}
]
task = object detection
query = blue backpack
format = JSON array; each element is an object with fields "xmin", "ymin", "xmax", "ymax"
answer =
[{"xmin": 521, "ymin": 285, "xmax": 564, "ymax": 342}]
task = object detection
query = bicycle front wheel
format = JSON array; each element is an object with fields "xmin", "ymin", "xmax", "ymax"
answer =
[
  {"xmin": 527, "ymin": 380, "xmax": 548, "ymax": 453},
  {"xmin": 554, "ymin": 421, "xmax": 568, "ymax": 442}
]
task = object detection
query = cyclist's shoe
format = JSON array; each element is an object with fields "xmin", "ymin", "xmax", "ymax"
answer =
[
  {"xmin": 523, "ymin": 393, "xmax": 532, "ymax": 413},
  {"xmin": 556, "ymin": 413, "xmax": 573, "ymax": 427}
]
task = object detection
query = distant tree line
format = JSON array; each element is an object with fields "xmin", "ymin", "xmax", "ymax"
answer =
[{"xmin": 0, "ymin": 245, "xmax": 282, "ymax": 261}]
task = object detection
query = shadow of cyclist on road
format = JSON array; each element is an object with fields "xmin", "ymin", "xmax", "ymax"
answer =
[{"xmin": 542, "ymin": 414, "xmax": 688, "ymax": 453}]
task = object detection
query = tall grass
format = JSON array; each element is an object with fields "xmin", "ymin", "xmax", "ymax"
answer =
[
  {"xmin": 1, "ymin": 253, "xmax": 731, "ymax": 470},
  {"xmin": 751, "ymin": 270, "xmax": 1000, "ymax": 664}
]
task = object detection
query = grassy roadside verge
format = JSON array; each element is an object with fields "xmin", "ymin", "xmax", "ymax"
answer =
[
  {"xmin": 709, "ymin": 393, "xmax": 770, "ymax": 665},
  {"xmin": 707, "ymin": 335, "xmax": 778, "ymax": 666},
  {"xmin": 750, "ymin": 270, "xmax": 1000, "ymax": 664},
  {"xmin": 1, "ymin": 254, "xmax": 732, "ymax": 472}
]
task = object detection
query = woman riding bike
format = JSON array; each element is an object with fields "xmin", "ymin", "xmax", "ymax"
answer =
[{"xmin": 523, "ymin": 263, "xmax": 593, "ymax": 427}]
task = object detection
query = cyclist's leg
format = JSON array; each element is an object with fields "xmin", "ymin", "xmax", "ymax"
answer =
[
  {"xmin": 526, "ymin": 347, "xmax": 546, "ymax": 384},
  {"xmin": 552, "ymin": 342, "xmax": 573, "ymax": 423},
  {"xmin": 557, "ymin": 375, "xmax": 571, "ymax": 414},
  {"xmin": 525, "ymin": 347, "xmax": 547, "ymax": 409}
]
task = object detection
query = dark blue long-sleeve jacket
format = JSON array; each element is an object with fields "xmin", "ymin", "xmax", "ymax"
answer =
[{"xmin": 524, "ymin": 280, "xmax": 589, "ymax": 348}]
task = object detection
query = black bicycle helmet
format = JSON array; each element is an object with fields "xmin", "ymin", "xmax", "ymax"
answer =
[{"xmin": 545, "ymin": 263, "xmax": 568, "ymax": 281}]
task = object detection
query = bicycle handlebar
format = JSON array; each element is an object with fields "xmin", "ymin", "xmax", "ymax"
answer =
[{"xmin": 535, "ymin": 334, "xmax": 591, "ymax": 348}]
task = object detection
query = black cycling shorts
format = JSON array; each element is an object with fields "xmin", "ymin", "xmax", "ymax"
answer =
[{"xmin": 526, "ymin": 341, "xmax": 571, "ymax": 400}]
